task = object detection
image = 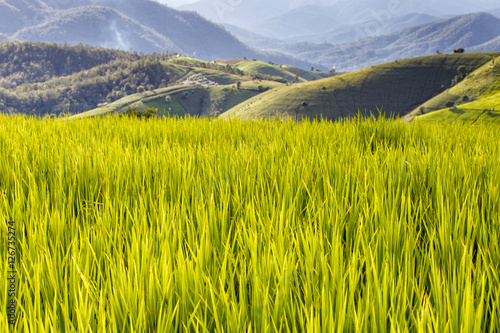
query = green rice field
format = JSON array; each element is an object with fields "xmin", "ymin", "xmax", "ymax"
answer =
[{"xmin": 1, "ymin": 115, "xmax": 499, "ymax": 331}]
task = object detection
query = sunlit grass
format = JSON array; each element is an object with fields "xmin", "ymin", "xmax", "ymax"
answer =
[{"xmin": 1, "ymin": 115, "xmax": 499, "ymax": 332}]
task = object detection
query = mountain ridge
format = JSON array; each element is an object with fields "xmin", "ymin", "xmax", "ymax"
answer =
[
  {"xmin": 262, "ymin": 12, "xmax": 500, "ymax": 71},
  {"xmin": 0, "ymin": 0, "xmax": 322, "ymax": 70}
]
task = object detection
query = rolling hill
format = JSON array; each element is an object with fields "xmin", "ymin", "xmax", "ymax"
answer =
[
  {"xmin": 0, "ymin": 42, "xmax": 330, "ymax": 116},
  {"xmin": 71, "ymin": 58, "xmax": 334, "ymax": 118},
  {"xmin": 70, "ymin": 79, "xmax": 284, "ymax": 119},
  {"xmin": 221, "ymin": 53, "xmax": 499, "ymax": 121}
]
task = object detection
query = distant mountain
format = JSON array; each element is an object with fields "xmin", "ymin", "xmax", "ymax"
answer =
[
  {"xmin": 181, "ymin": 0, "xmax": 498, "ymax": 39},
  {"xmin": 0, "ymin": 0, "xmax": 321, "ymax": 70},
  {"xmin": 12, "ymin": 6, "xmax": 181, "ymax": 53},
  {"xmin": 178, "ymin": 0, "xmax": 317, "ymax": 28},
  {"xmin": 470, "ymin": 35, "xmax": 500, "ymax": 52},
  {"xmin": 287, "ymin": 13, "xmax": 440, "ymax": 44},
  {"xmin": 252, "ymin": 5, "xmax": 342, "ymax": 39},
  {"xmin": 492, "ymin": 8, "xmax": 500, "ymax": 17},
  {"xmin": 268, "ymin": 12, "xmax": 500, "ymax": 71},
  {"xmin": 0, "ymin": 0, "xmax": 41, "ymax": 35},
  {"xmin": 226, "ymin": 12, "xmax": 440, "ymax": 49}
]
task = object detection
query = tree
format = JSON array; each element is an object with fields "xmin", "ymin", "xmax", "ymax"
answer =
[
  {"xmin": 457, "ymin": 65, "xmax": 467, "ymax": 79},
  {"xmin": 294, "ymin": 73, "xmax": 299, "ymax": 83},
  {"xmin": 445, "ymin": 101, "xmax": 455, "ymax": 108},
  {"xmin": 236, "ymin": 81, "xmax": 241, "ymax": 89}
]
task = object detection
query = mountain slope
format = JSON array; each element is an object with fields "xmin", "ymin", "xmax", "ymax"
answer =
[
  {"xmin": 408, "ymin": 55, "xmax": 500, "ymax": 123},
  {"xmin": 12, "ymin": 6, "xmax": 181, "ymax": 54},
  {"xmin": 0, "ymin": 0, "xmax": 320, "ymax": 69},
  {"xmin": 221, "ymin": 53, "xmax": 499, "ymax": 121},
  {"xmin": 285, "ymin": 13, "xmax": 440, "ymax": 44},
  {"xmin": 180, "ymin": 0, "xmax": 498, "ymax": 36}
]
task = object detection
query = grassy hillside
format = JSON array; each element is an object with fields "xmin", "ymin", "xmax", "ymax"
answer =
[
  {"xmin": 222, "ymin": 53, "xmax": 499, "ymax": 120},
  {"xmin": 2, "ymin": 115, "xmax": 500, "ymax": 331},
  {"xmin": 71, "ymin": 80, "xmax": 283, "ymax": 119},
  {"xmin": 232, "ymin": 60, "xmax": 305, "ymax": 83},
  {"xmin": 281, "ymin": 65, "xmax": 333, "ymax": 81},
  {"xmin": 413, "ymin": 73, "xmax": 500, "ymax": 123},
  {"xmin": 405, "ymin": 55, "xmax": 500, "ymax": 121}
]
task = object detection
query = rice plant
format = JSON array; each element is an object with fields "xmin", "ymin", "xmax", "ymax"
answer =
[{"xmin": 0, "ymin": 114, "xmax": 499, "ymax": 332}]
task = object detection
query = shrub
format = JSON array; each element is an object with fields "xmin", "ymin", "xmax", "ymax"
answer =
[
  {"xmin": 122, "ymin": 106, "xmax": 157, "ymax": 119},
  {"xmin": 457, "ymin": 65, "xmax": 467, "ymax": 79}
]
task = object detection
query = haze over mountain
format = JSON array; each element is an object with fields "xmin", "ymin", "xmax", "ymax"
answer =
[
  {"xmin": 244, "ymin": 12, "xmax": 500, "ymax": 72},
  {"xmin": 0, "ymin": 0, "xmax": 321, "ymax": 69},
  {"xmin": 226, "ymin": 12, "xmax": 440, "ymax": 49},
  {"xmin": 178, "ymin": 0, "xmax": 499, "ymax": 40}
]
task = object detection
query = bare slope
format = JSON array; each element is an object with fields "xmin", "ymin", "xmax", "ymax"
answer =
[{"xmin": 222, "ymin": 53, "xmax": 498, "ymax": 120}]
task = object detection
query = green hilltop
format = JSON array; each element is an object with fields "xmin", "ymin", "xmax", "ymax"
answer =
[{"xmin": 222, "ymin": 53, "xmax": 500, "ymax": 121}]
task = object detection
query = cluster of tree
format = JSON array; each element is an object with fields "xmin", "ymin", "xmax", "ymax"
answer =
[
  {"xmin": 0, "ymin": 57, "xmax": 175, "ymax": 115},
  {"xmin": 121, "ymin": 107, "xmax": 158, "ymax": 119},
  {"xmin": 0, "ymin": 42, "xmax": 179, "ymax": 115},
  {"xmin": 250, "ymin": 73, "xmax": 288, "ymax": 83},
  {"xmin": 0, "ymin": 42, "xmax": 139, "ymax": 88},
  {"xmin": 450, "ymin": 65, "xmax": 468, "ymax": 86}
]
